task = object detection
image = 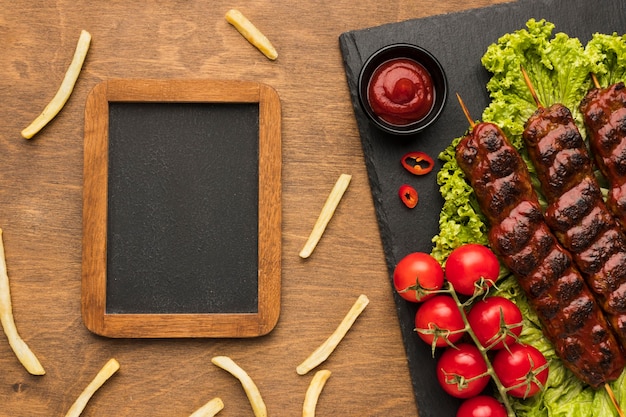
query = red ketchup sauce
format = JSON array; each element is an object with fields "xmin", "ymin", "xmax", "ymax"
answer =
[{"xmin": 367, "ymin": 58, "xmax": 435, "ymax": 126}]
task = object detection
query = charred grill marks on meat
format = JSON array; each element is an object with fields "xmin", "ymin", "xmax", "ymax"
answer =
[
  {"xmin": 545, "ymin": 177, "xmax": 599, "ymax": 231},
  {"xmin": 456, "ymin": 121, "xmax": 625, "ymax": 388},
  {"xmin": 523, "ymin": 103, "xmax": 626, "ymax": 347},
  {"xmin": 581, "ymin": 82, "xmax": 626, "ymax": 230}
]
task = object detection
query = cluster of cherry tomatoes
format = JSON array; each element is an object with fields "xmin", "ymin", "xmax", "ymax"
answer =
[{"xmin": 392, "ymin": 244, "xmax": 549, "ymax": 417}]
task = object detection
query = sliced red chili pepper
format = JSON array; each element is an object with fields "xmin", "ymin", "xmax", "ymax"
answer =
[
  {"xmin": 401, "ymin": 151, "xmax": 434, "ymax": 175},
  {"xmin": 399, "ymin": 184, "xmax": 418, "ymax": 208}
]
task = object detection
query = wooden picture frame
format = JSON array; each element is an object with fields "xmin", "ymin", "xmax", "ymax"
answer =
[{"xmin": 82, "ymin": 79, "xmax": 281, "ymax": 338}]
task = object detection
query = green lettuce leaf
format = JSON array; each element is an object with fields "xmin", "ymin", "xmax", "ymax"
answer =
[
  {"xmin": 481, "ymin": 19, "xmax": 594, "ymax": 139},
  {"xmin": 586, "ymin": 33, "xmax": 626, "ymax": 87},
  {"xmin": 431, "ymin": 137, "xmax": 489, "ymax": 263}
]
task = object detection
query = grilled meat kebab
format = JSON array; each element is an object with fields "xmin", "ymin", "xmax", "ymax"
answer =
[
  {"xmin": 523, "ymin": 103, "xmax": 626, "ymax": 348},
  {"xmin": 456, "ymin": 121, "xmax": 626, "ymax": 388},
  {"xmin": 580, "ymin": 82, "xmax": 626, "ymax": 231}
]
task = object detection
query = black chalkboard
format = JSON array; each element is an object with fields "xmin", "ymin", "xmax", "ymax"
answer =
[
  {"xmin": 106, "ymin": 102, "xmax": 259, "ymax": 315},
  {"xmin": 82, "ymin": 79, "xmax": 282, "ymax": 338}
]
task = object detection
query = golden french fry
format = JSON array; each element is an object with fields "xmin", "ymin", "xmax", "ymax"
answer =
[
  {"xmin": 225, "ymin": 9, "xmax": 278, "ymax": 60},
  {"xmin": 189, "ymin": 397, "xmax": 224, "ymax": 417},
  {"xmin": 211, "ymin": 356, "xmax": 267, "ymax": 417},
  {"xmin": 64, "ymin": 358, "xmax": 120, "ymax": 417},
  {"xmin": 21, "ymin": 30, "xmax": 91, "ymax": 139},
  {"xmin": 302, "ymin": 370, "xmax": 331, "ymax": 417},
  {"xmin": 299, "ymin": 173, "xmax": 352, "ymax": 258},
  {"xmin": 297, "ymin": 294, "xmax": 369, "ymax": 375},
  {"xmin": 0, "ymin": 228, "xmax": 45, "ymax": 375}
]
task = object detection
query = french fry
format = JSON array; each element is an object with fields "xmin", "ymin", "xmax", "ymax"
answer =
[
  {"xmin": 299, "ymin": 173, "xmax": 352, "ymax": 258},
  {"xmin": 64, "ymin": 358, "xmax": 119, "ymax": 417},
  {"xmin": 21, "ymin": 29, "xmax": 91, "ymax": 139},
  {"xmin": 0, "ymin": 228, "xmax": 45, "ymax": 375},
  {"xmin": 225, "ymin": 9, "xmax": 278, "ymax": 60},
  {"xmin": 211, "ymin": 356, "xmax": 267, "ymax": 417},
  {"xmin": 296, "ymin": 294, "xmax": 369, "ymax": 375},
  {"xmin": 189, "ymin": 397, "xmax": 224, "ymax": 417},
  {"xmin": 302, "ymin": 370, "xmax": 331, "ymax": 417}
]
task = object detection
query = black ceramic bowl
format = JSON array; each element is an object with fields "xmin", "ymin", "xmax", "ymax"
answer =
[{"xmin": 358, "ymin": 43, "xmax": 448, "ymax": 136}]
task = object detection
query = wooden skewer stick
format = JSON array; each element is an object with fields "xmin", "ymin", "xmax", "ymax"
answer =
[
  {"xmin": 605, "ymin": 383, "xmax": 625, "ymax": 417},
  {"xmin": 591, "ymin": 73, "xmax": 601, "ymax": 89},
  {"xmin": 520, "ymin": 65, "xmax": 543, "ymax": 108},
  {"xmin": 456, "ymin": 93, "xmax": 475, "ymax": 129}
]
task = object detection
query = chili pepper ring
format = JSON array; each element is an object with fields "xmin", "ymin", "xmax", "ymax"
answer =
[{"xmin": 401, "ymin": 151, "xmax": 434, "ymax": 175}]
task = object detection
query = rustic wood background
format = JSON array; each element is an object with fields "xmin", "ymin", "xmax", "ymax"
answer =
[{"xmin": 1, "ymin": 1, "xmax": 507, "ymax": 415}]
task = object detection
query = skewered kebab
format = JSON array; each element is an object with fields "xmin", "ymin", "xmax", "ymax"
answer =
[
  {"xmin": 454, "ymin": 96, "xmax": 626, "ymax": 389},
  {"xmin": 521, "ymin": 71, "xmax": 626, "ymax": 348},
  {"xmin": 580, "ymin": 81, "xmax": 626, "ymax": 231}
]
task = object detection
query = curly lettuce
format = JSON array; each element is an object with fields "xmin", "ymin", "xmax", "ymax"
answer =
[
  {"xmin": 431, "ymin": 19, "xmax": 626, "ymax": 417},
  {"xmin": 431, "ymin": 136, "xmax": 489, "ymax": 263},
  {"xmin": 481, "ymin": 19, "xmax": 595, "ymax": 139},
  {"xmin": 586, "ymin": 32, "xmax": 626, "ymax": 87}
]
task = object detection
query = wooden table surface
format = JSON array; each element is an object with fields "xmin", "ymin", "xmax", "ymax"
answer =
[{"xmin": 1, "ymin": 1, "xmax": 508, "ymax": 416}]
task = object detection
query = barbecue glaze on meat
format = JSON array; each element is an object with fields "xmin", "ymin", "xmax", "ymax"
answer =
[
  {"xmin": 523, "ymin": 103, "xmax": 626, "ymax": 348},
  {"xmin": 456, "ymin": 121, "xmax": 625, "ymax": 388},
  {"xmin": 580, "ymin": 82, "xmax": 626, "ymax": 231}
]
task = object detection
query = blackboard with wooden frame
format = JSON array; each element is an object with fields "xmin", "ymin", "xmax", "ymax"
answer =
[{"xmin": 82, "ymin": 79, "xmax": 281, "ymax": 338}]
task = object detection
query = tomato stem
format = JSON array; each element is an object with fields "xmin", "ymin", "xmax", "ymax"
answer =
[
  {"xmin": 503, "ymin": 356, "xmax": 550, "ymax": 399},
  {"xmin": 441, "ymin": 368, "xmax": 492, "ymax": 392},
  {"xmin": 444, "ymin": 284, "xmax": 517, "ymax": 417},
  {"xmin": 416, "ymin": 325, "xmax": 467, "ymax": 357},
  {"xmin": 482, "ymin": 311, "xmax": 523, "ymax": 351}
]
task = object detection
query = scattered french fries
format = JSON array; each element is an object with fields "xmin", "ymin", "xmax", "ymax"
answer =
[
  {"xmin": 299, "ymin": 173, "xmax": 352, "ymax": 258},
  {"xmin": 225, "ymin": 9, "xmax": 278, "ymax": 60},
  {"xmin": 189, "ymin": 397, "xmax": 224, "ymax": 417},
  {"xmin": 296, "ymin": 294, "xmax": 369, "ymax": 375},
  {"xmin": 302, "ymin": 370, "xmax": 331, "ymax": 417},
  {"xmin": 211, "ymin": 356, "xmax": 267, "ymax": 417},
  {"xmin": 0, "ymin": 228, "xmax": 45, "ymax": 376},
  {"xmin": 64, "ymin": 358, "xmax": 120, "ymax": 417},
  {"xmin": 21, "ymin": 29, "xmax": 91, "ymax": 139}
]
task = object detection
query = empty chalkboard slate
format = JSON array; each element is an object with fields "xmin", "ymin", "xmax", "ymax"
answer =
[{"xmin": 82, "ymin": 79, "xmax": 281, "ymax": 338}]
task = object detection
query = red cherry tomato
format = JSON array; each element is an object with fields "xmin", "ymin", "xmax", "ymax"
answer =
[
  {"xmin": 436, "ymin": 343, "xmax": 490, "ymax": 399},
  {"xmin": 457, "ymin": 395, "xmax": 507, "ymax": 417},
  {"xmin": 467, "ymin": 296, "xmax": 523, "ymax": 350},
  {"xmin": 415, "ymin": 295, "xmax": 465, "ymax": 348},
  {"xmin": 398, "ymin": 184, "xmax": 418, "ymax": 208},
  {"xmin": 492, "ymin": 343, "xmax": 549, "ymax": 398},
  {"xmin": 445, "ymin": 244, "xmax": 500, "ymax": 296},
  {"xmin": 393, "ymin": 252, "xmax": 444, "ymax": 302}
]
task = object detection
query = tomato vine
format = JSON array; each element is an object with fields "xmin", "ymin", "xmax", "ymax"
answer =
[{"xmin": 393, "ymin": 247, "xmax": 549, "ymax": 417}]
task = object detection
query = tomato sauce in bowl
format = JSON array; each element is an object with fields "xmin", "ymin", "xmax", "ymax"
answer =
[
  {"xmin": 368, "ymin": 58, "xmax": 434, "ymax": 126},
  {"xmin": 358, "ymin": 43, "xmax": 447, "ymax": 136}
]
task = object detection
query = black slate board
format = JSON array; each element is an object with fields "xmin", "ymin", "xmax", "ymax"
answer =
[{"xmin": 339, "ymin": 0, "xmax": 626, "ymax": 415}]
